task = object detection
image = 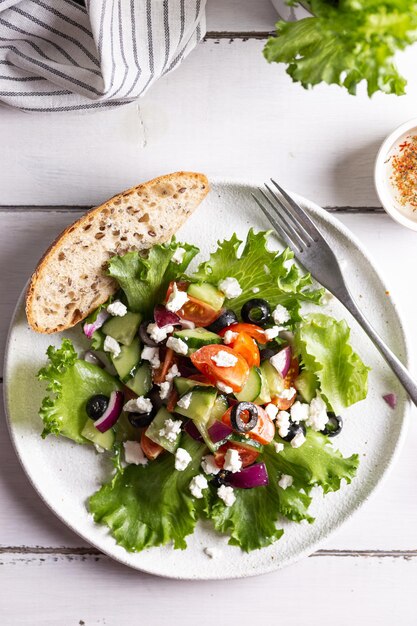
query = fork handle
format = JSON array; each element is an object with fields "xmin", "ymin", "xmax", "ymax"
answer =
[{"xmin": 340, "ymin": 290, "xmax": 417, "ymax": 406}]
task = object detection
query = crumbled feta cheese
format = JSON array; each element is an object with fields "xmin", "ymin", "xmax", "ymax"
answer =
[
  {"xmin": 123, "ymin": 441, "xmax": 148, "ymax": 466},
  {"xmin": 216, "ymin": 381, "xmax": 233, "ymax": 394},
  {"xmin": 158, "ymin": 381, "xmax": 171, "ymax": 400},
  {"xmin": 94, "ymin": 444, "xmax": 105, "ymax": 454},
  {"xmin": 159, "ymin": 418, "xmax": 182, "ymax": 442},
  {"xmin": 171, "ymin": 247, "xmax": 186, "ymax": 264},
  {"xmin": 264, "ymin": 326, "xmax": 281, "ymax": 341},
  {"xmin": 204, "ymin": 547, "xmax": 221, "ymax": 559},
  {"xmin": 276, "ymin": 410, "xmax": 290, "ymax": 438},
  {"xmin": 273, "ymin": 442, "xmax": 284, "ymax": 454},
  {"xmin": 265, "ymin": 403, "xmax": 279, "ymax": 421},
  {"xmin": 147, "ymin": 322, "xmax": 174, "ymax": 343},
  {"xmin": 218, "ymin": 277, "xmax": 242, "ymax": 299},
  {"xmin": 278, "ymin": 474, "xmax": 293, "ymax": 490},
  {"xmin": 189, "ymin": 474, "xmax": 208, "ymax": 499},
  {"xmin": 107, "ymin": 300, "xmax": 127, "ymax": 317},
  {"xmin": 291, "ymin": 431, "xmax": 306, "ymax": 448},
  {"xmin": 123, "ymin": 396, "xmax": 153, "ymax": 414},
  {"xmin": 201, "ymin": 455, "xmax": 220, "ymax": 475},
  {"xmin": 165, "ymin": 363, "xmax": 180, "ymax": 382},
  {"xmin": 223, "ymin": 448, "xmax": 242, "ymax": 473},
  {"xmin": 306, "ymin": 394, "xmax": 328, "ymax": 431},
  {"xmin": 211, "ymin": 350, "xmax": 238, "ymax": 368},
  {"xmin": 177, "ymin": 392, "xmax": 192, "ymax": 410},
  {"xmin": 166, "ymin": 283, "xmax": 188, "ymax": 313},
  {"xmin": 277, "ymin": 387, "xmax": 296, "ymax": 401},
  {"xmin": 270, "ymin": 351, "xmax": 288, "ymax": 375},
  {"xmin": 217, "ymin": 484, "xmax": 236, "ymax": 507},
  {"xmin": 223, "ymin": 330, "xmax": 238, "ymax": 345},
  {"xmin": 252, "ymin": 287, "xmax": 260, "ymax": 294},
  {"xmin": 103, "ymin": 335, "xmax": 121, "ymax": 357},
  {"xmin": 290, "ymin": 401, "xmax": 309, "ymax": 423},
  {"xmin": 175, "ymin": 447, "xmax": 192, "ymax": 471},
  {"xmin": 141, "ymin": 346, "xmax": 160, "ymax": 368},
  {"xmin": 166, "ymin": 336, "xmax": 188, "ymax": 355},
  {"xmin": 180, "ymin": 319, "xmax": 195, "ymax": 330},
  {"xmin": 272, "ymin": 304, "xmax": 290, "ymax": 325}
]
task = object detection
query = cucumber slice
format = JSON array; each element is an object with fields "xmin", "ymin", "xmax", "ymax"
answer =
[
  {"xmin": 187, "ymin": 282, "xmax": 225, "ymax": 311},
  {"xmin": 125, "ymin": 363, "xmax": 152, "ymax": 396},
  {"xmin": 81, "ymin": 419, "xmax": 115, "ymax": 451},
  {"xmin": 102, "ymin": 311, "xmax": 142, "ymax": 346},
  {"xmin": 172, "ymin": 327, "xmax": 221, "ymax": 351},
  {"xmin": 111, "ymin": 337, "xmax": 141, "ymax": 382},
  {"xmin": 146, "ymin": 407, "xmax": 181, "ymax": 453},
  {"xmin": 174, "ymin": 386, "xmax": 217, "ymax": 421},
  {"xmin": 229, "ymin": 432, "xmax": 263, "ymax": 453},
  {"xmin": 210, "ymin": 394, "xmax": 229, "ymax": 422},
  {"xmin": 174, "ymin": 377, "xmax": 209, "ymax": 396},
  {"xmin": 254, "ymin": 367, "xmax": 271, "ymax": 405},
  {"xmin": 261, "ymin": 360, "xmax": 285, "ymax": 398},
  {"xmin": 235, "ymin": 367, "xmax": 262, "ymax": 402},
  {"xmin": 294, "ymin": 370, "xmax": 319, "ymax": 403}
]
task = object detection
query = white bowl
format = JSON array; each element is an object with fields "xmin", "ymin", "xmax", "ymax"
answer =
[{"xmin": 375, "ymin": 118, "xmax": 417, "ymax": 231}]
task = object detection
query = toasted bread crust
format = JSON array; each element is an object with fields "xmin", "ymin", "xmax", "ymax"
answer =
[{"xmin": 26, "ymin": 172, "xmax": 209, "ymax": 333}]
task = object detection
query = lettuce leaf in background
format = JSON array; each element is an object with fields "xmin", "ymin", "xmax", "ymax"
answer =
[
  {"xmin": 295, "ymin": 313, "xmax": 369, "ymax": 413},
  {"xmin": 264, "ymin": 0, "xmax": 417, "ymax": 96},
  {"xmin": 89, "ymin": 435, "xmax": 207, "ymax": 551},
  {"xmin": 190, "ymin": 229, "xmax": 323, "ymax": 323},
  {"xmin": 38, "ymin": 339, "xmax": 120, "ymax": 443},
  {"xmin": 107, "ymin": 240, "xmax": 199, "ymax": 316},
  {"xmin": 208, "ymin": 431, "xmax": 358, "ymax": 551}
]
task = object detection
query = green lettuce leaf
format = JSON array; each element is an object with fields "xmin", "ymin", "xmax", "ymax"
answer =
[
  {"xmin": 295, "ymin": 313, "xmax": 369, "ymax": 413},
  {"xmin": 264, "ymin": 0, "xmax": 417, "ymax": 96},
  {"xmin": 190, "ymin": 229, "xmax": 322, "ymax": 322},
  {"xmin": 208, "ymin": 431, "xmax": 358, "ymax": 551},
  {"xmin": 107, "ymin": 240, "xmax": 199, "ymax": 316},
  {"xmin": 38, "ymin": 339, "xmax": 120, "ymax": 443},
  {"xmin": 89, "ymin": 434, "xmax": 207, "ymax": 551}
]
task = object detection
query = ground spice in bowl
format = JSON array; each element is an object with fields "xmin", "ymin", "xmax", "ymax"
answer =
[{"xmin": 390, "ymin": 135, "xmax": 417, "ymax": 210}]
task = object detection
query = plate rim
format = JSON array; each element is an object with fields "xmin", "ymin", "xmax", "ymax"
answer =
[{"xmin": 3, "ymin": 177, "xmax": 412, "ymax": 579}]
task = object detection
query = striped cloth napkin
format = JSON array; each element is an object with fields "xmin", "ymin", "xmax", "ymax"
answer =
[{"xmin": 0, "ymin": 0, "xmax": 206, "ymax": 112}]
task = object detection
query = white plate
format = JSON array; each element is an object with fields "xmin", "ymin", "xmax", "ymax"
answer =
[{"xmin": 4, "ymin": 179, "xmax": 410, "ymax": 579}]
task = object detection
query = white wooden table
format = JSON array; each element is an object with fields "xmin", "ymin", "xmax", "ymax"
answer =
[{"xmin": 2, "ymin": 1, "xmax": 417, "ymax": 623}]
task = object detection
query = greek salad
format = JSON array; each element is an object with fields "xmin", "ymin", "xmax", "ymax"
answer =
[{"xmin": 38, "ymin": 230, "xmax": 369, "ymax": 552}]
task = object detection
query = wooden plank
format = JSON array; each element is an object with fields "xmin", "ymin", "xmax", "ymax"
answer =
[
  {"xmin": 0, "ymin": 553, "xmax": 416, "ymax": 624},
  {"xmin": 0, "ymin": 40, "xmax": 417, "ymax": 207},
  {"xmin": 206, "ymin": 0, "xmax": 277, "ymax": 32}
]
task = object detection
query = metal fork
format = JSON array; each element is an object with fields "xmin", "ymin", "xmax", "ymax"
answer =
[{"xmin": 253, "ymin": 179, "xmax": 417, "ymax": 406}]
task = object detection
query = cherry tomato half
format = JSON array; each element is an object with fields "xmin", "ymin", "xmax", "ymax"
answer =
[
  {"xmin": 219, "ymin": 322, "xmax": 267, "ymax": 344},
  {"xmin": 221, "ymin": 405, "xmax": 275, "ymax": 445},
  {"xmin": 165, "ymin": 281, "xmax": 220, "ymax": 327},
  {"xmin": 227, "ymin": 332, "xmax": 260, "ymax": 368},
  {"xmin": 190, "ymin": 344, "xmax": 250, "ymax": 392},
  {"xmin": 141, "ymin": 430, "xmax": 164, "ymax": 461},
  {"xmin": 214, "ymin": 442, "xmax": 259, "ymax": 469}
]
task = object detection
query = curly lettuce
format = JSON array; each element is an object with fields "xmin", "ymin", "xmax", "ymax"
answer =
[
  {"xmin": 295, "ymin": 313, "xmax": 369, "ymax": 413},
  {"xmin": 38, "ymin": 339, "xmax": 120, "ymax": 443},
  {"xmin": 264, "ymin": 0, "xmax": 417, "ymax": 96},
  {"xmin": 190, "ymin": 229, "xmax": 323, "ymax": 323}
]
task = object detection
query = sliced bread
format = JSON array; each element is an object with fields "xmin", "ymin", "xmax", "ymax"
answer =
[{"xmin": 26, "ymin": 171, "xmax": 209, "ymax": 334}]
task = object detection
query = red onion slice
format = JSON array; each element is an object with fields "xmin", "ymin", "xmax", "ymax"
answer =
[
  {"xmin": 154, "ymin": 304, "xmax": 180, "ymax": 328},
  {"xmin": 94, "ymin": 390, "xmax": 124, "ymax": 433},
  {"xmin": 270, "ymin": 345, "xmax": 292, "ymax": 378},
  {"xmin": 184, "ymin": 420, "xmax": 203, "ymax": 441},
  {"xmin": 383, "ymin": 393, "xmax": 397, "ymax": 409},
  {"xmin": 227, "ymin": 462, "xmax": 269, "ymax": 489},
  {"xmin": 83, "ymin": 310, "xmax": 110, "ymax": 339},
  {"xmin": 208, "ymin": 420, "xmax": 233, "ymax": 444}
]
